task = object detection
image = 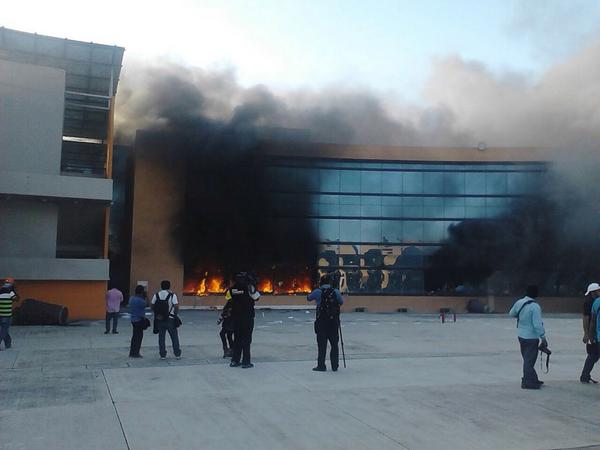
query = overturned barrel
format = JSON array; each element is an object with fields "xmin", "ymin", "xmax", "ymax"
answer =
[{"xmin": 16, "ymin": 299, "xmax": 69, "ymax": 325}]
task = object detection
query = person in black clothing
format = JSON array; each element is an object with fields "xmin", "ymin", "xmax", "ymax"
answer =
[
  {"xmin": 581, "ymin": 282, "xmax": 600, "ymax": 383},
  {"xmin": 307, "ymin": 274, "xmax": 344, "ymax": 372},
  {"xmin": 218, "ymin": 297, "xmax": 234, "ymax": 358},
  {"xmin": 228, "ymin": 272, "xmax": 260, "ymax": 369}
]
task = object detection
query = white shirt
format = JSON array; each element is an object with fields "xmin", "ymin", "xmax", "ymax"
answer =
[{"xmin": 151, "ymin": 290, "xmax": 179, "ymax": 317}]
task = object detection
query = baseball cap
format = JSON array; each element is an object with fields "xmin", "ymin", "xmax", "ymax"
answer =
[{"xmin": 585, "ymin": 282, "xmax": 600, "ymax": 296}]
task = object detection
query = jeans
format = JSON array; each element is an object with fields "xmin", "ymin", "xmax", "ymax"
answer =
[
  {"xmin": 519, "ymin": 337, "xmax": 540, "ymax": 385},
  {"xmin": 0, "ymin": 317, "xmax": 11, "ymax": 349},
  {"xmin": 105, "ymin": 312, "xmax": 119, "ymax": 333},
  {"xmin": 581, "ymin": 343, "xmax": 599, "ymax": 381},
  {"xmin": 158, "ymin": 319, "xmax": 181, "ymax": 357},
  {"xmin": 232, "ymin": 318, "xmax": 254, "ymax": 365},
  {"xmin": 129, "ymin": 321, "xmax": 145, "ymax": 356},
  {"xmin": 316, "ymin": 319, "xmax": 339, "ymax": 369}
]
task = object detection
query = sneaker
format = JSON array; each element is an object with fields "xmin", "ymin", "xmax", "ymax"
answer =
[
  {"xmin": 112, "ymin": 331, "xmax": 119, "ymax": 334},
  {"xmin": 536, "ymin": 380, "xmax": 544, "ymax": 385},
  {"xmin": 176, "ymin": 355, "xmax": 181, "ymax": 360},
  {"xmin": 230, "ymin": 361, "xmax": 241, "ymax": 367},
  {"xmin": 160, "ymin": 356, "xmax": 166, "ymax": 360},
  {"xmin": 129, "ymin": 354, "xmax": 143, "ymax": 358},
  {"xmin": 104, "ymin": 331, "xmax": 110, "ymax": 334},
  {"xmin": 521, "ymin": 383, "xmax": 541, "ymax": 390},
  {"xmin": 581, "ymin": 378, "xmax": 599, "ymax": 384},
  {"xmin": 332, "ymin": 367, "xmax": 338, "ymax": 372},
  {"xmin": 312, "ymin": 366, "xmax": 326, "ymax": 372},
  {"xmin": 222, "ymin": 351, "xmax": 229, "ymax": 358},
  {"xmin": 241, "ymin": 363, "xmax": 254, "ymax": 369}
]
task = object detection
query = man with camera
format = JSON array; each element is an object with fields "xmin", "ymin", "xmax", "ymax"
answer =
[
  {"xmin": 509, "ymin": 285, "xmax": 548, "ymax": 389},
  {"xmin": 227, "ymin": 272, "xmax": 260, "ymax": 369},
  {"xmin": 580, "ymin": 282, "xmax": 600, "ymax": 383}
]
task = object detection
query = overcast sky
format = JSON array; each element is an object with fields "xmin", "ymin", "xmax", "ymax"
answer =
[{"xmin": 4, "ymin": 0, "xmax": 600, "ymax": 103}]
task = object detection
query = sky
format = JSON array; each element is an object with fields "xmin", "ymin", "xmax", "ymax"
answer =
[{"xmin": 3, "ymin": 0, "xmax": 600, "ymax": 103}]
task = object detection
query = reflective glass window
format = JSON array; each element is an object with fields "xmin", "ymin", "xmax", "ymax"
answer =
[
  {"xmin": 486, "ymin": 173, "xmax": 507, "ymax": 194},
  {"xmin": 403, "ymin": 221, "xmax": 424, "ymax": 242},
  {"xmin": 403, "ymin": 196, "xmax": 423, "ymax": 218},
  {"xmin": 403, "ymin": 172, "xmax": 423, "ymax": 194},
  {"xmin": 424, "ymin": 172, "xmax": 444, "ymax": 194},
  {"xmin": 465, "ymin": 173, "xmax": 486, "ymax": 194},
  {"xmin": 320, "ymin": 169, "xmax": 340, "ymax": 192},
  {"xmin": 444, "ymin": 197, "xmax": 465, "ymax": 219},
  {"xmin": 381, "ymin": 172, "xmax": 403, "ymax": 194},
  {"xmin": 382, "ymin": 205, "xmax": 402, "ymax": 217},
  {"xmin": 297, "ymin": 168, "xmax": 319, "ymax": 191},
  {"xmin": 423, "ymin": 221, "xmax": 446, "ymax": 242},
  {"xmin": 340, "ymin": 220, "xmax": 361, "ymax": 241},
  {"xmin": 507, "ymin": 172, "xmax": 530, "ymax": 194},
  {"xmin": 361, "ymin": 170, "xmax": 381, "ymax": 193},
  {"xmin": 319, "ymin": 219, "xmax": 339, "ymax": 241},
  {"xmin": 361, "ymin": 220, "xmax": 382, "ymax": 242},
  {"xmin": 340, "ymin": 170, "xmax": 360, "ymax": 193},
  {"xmin": 444, "ymin": 172, "xmax": 465, "ymax": 195},
  {"xmin": 382, "ymin": 220, "xmax": 403, "ymax": 242}
]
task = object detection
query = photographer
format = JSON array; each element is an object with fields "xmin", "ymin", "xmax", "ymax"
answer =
[
  {"xmin": 580, "ymin": 282, "xmax": 600, "ymax": 383},
  {"xmin": 227, "ymin": 272, "xmax": 260, "ymax": 369},
  {"xmin": 509, "ymin": 285, "xmax": 547, "ymax": 389}
]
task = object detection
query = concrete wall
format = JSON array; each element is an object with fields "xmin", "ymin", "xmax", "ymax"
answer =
[
  {"xmin": 0, "ymin": 59, "xmax": 64, "ymax": 175},
  {"xmin": 130, "ymin": 134, "xmax": 185, "ymax": 297},
  {"xmin": 0, "ymin": 200, "xmax": 57, "ymax": 257}
]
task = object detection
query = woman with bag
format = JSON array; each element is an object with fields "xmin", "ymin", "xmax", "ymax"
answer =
[{"xmin": 129, "ymin": 285, "xmax": 149, "ymax": 358}]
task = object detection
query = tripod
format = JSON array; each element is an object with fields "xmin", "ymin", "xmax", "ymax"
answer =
[{"xmin": 339, "ymin": 319, "xmax": 346, "ymax": 368}]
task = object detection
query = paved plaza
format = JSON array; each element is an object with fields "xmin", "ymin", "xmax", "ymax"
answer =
[{"xmin": 2, "ymin": 309, "xmax": 600, "ymax": 450}]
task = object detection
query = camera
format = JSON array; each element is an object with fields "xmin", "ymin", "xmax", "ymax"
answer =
[{"xmin": 538, "ymin": 342, "xmax": 552, "ymax": 355}]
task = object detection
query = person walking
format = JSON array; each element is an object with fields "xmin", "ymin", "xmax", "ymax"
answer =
[
  {"xmin": 105, "ymin": 286, "xmax": 123, "ymax": 334},
  {"xmin": 580, "ymin": 282, "xmax": 600, "ymax": 383},
  {"xmin": 151, "ymin": 280, "xmax": 182, "ymax": 360},
  {"xmin": 228, "ymin": 272, "xmax": 260, "ymax": 369},
  {"xmin": 0, "ymin": 279, "xmax": 18, "ymax": 350},
  {"xmin": 307, "ymin": 274, "xmax": 344, "ymax": 372},
  {"xmin": 509, "ymin": 285, "xmax": 547, "ymax": 389},
  {"xmin": 129, "ymin": 285, "xmax": 148, "ymax": 358}
]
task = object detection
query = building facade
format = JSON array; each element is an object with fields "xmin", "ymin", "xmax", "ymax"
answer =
[{"xmin": 0, "ymin": 28, "xmax": 124, "ymax": 319}]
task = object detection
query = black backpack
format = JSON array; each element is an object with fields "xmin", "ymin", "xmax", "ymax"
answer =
[
  {"xmin": 316, "ymin": 287, "xmax": 340, "ymax": 324},
  {"xmin": 154, "ymin": 292, "xmax": 173, "ymax": 321}
]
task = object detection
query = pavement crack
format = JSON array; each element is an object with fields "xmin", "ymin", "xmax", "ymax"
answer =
[{"xmin": 101, "ymin": 368, "xmax": 131, "ymax": 450}]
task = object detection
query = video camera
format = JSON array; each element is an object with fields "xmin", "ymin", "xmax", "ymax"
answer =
[
  {"xmin": 538, "ymin": 341, "xmax": 552, "ymax": 356},
  {"xmin": 234, "ymin": 271, "xmax": 258, "ymax": 288}
]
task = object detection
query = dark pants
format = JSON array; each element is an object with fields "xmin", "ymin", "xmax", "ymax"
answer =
[
  {"xmin": 316, "ymin": 320, "xmax": 339, "ymax": 370},
  {"xmin": 129, "ymin": 321, "xmax": 145, "ymax": 356},
  {"xmin": 581, "ymin": 343, "xmax": 600, "ymax": 381},
  {"xmin": 519, "ymin": 337, "xmax": 540, "ymax": 385},
  {"xmin": 105, "ymin": 312, "xmax": 119, "ymax": 332},
  {"xmin": 232, "ymin": 318, "xmax": 254, "ymax": 365},
  {"xmin": 220, "ymin": 327, "xmax": 233, "ymax": 350},
  {"xmin": 158, "ymin": 319, "xmax": 181, "ymax": 357},
  {"xmin": 0, "ymin": 317, "xmax": 11, "ymax": 349}
]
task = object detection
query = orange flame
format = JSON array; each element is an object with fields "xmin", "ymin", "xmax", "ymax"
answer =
[{"xmin": 259, "ymin": 279, "xmax": 273, "ymax": 293}]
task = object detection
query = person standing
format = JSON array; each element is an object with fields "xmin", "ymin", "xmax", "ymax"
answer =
[
  {"xmin": 151, "ymin": 280, "xmax": 182, "ymax": 360},
  {"xmin": 218, "ymin": 296, "xmax": 234, "ymax": 358},
  {"xmin": 509, "ymin": 285, "xmax": 547, "ymax": 389},
  {"xmin": 228, "ymin": 272, "xmax": 260, "ymax": 368},
  {"xmin": 580, "ymin": 283, "xmax": 600, "ymax": 383},
  {"xmin": 0, "ymin": 279, "xmax": 18, "ymax": 350},
  {"xmin": 105, "ymin": 287, "xmax": 123, "ymax": 334},
  {"xmin": 129, "ymin": 285, "xmax": 148, "ymax": 358},
  {"xmin": 307, "ymin": 274, "xmax": 344, "ymax": 372}
]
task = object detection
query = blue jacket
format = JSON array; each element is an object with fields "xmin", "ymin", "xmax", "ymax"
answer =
[
  {"xmin": 509, "ymin": 296, "xmax": 545, "ymax": 339},
  {"xmin": 128, "ymin": 296, "xmax": 147, "ymax": 323}
]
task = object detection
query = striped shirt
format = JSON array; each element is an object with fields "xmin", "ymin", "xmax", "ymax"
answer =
[{"xmin": 0, "ymin": 290, "xmax": 17, "ymax": 317}]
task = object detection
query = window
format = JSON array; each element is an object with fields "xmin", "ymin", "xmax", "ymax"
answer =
[
  {"xmin": 340, "ymin": 220, "xmax": 361, "ymax": 241},
  {"xmin": 403, "ymin": 172, "xmax": 423, "ymax": 194},
  {"xmin": 403, "ymin": 221, "xmax": 424, "ymax": 243},
  {"xmin": 320, "ymin": 169, "xmax": 340, "ymax": 192},
  {"xmin": 382, "ymin": 172, "xmax": 403, "ymax": 194},
  {"xmin": 319, "ymin": 219, "xmax": 339, "ymax": 241},
  {"xmin": 361, "ymin": 220, "xmax": 382, "ymax": 242},
  {"xmin": 361, "ymin": 170, "xmax": 381, "ymax": 193},
  {"xmin": 465, "ymin": 173, "xmax": 486, "ymax": 194},
  {"xmin": 424, "ymin": 172, "xmax": 444, "ymax": 194},
  {"xmin": 340, "ymin": 170, "xmax": 360, "ymax": 193},
  {"xmin": 382, "ymin": 220, "xmax": 403, "ymax": 243}
]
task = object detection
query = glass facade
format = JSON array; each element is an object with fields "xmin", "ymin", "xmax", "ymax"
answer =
[{"xmin": 263, "ymin": 157, "xmax": 546, "ymax": 294}]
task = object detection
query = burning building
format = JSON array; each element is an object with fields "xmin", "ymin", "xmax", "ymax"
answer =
[
  {"xmin": 129, "ymin": 131, "xmax": 570, "ymax": 312},
  {"xmin": 0, "ymin": 28, "xmax": 124, "ymax": 319}
]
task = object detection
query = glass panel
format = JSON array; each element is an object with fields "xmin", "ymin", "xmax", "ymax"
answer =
[
  {"xmin": 423, "ymin": 172, "xmax": 444, "ymax": 194},
  {"xmin": 507, "ymin": 172, "xmax": 529, "ymax": 194},
  {"xmin": 444, "ymin": 197, "xmax": 465, "ymax": 219},
  {"xmin": 403, "ymin": 172, "xmax": 423, "ymax": 194},
  {"xmin": 382, "ymin": 205, "xmax": 402, "ymax": 217},
  {"xmin": 382, "ymin": 220, "xmax": 403, "ymax": 243},
  {"xmin": 403, "ymin": 221, "xmax": 423, "ymax": 242},
  {"xmin": 361, "ymin": 220, "xmax": 382, "ymax": 242},
  {"xmin": 297, "ymin": 168, "xmax": 319, "ymax": 191},
  {"xmin": 340, "ymin": 170, "xmax": 360, "ymax": 193},
  {"xmin": 320, "ymin": 169, "xmax": 340, "ymax": 192},
  {"xmin": 361, "ymin": 170, "xmax": 381, "ymax": 193},
  {"xmin": 486, "ymin": 172, "xmax": 507, "ymax": 194},
  {"xmin": 340, "ymin": 220, "xmax": 361, "ymax": 241},
  {"xmin": 381, "ymin": 172, "xmax": 403, "ymax": 194},
  {"xmin": 423, "ymin": 221, "xmax": 445, "ymax": 242},
  {"xmin": 319, "ymin": 219, "xmax": 339, "ymax": 242},
  {"xmin": 443, "ymin": 172, "xmax": 465, "ymax": 195},
  {"xmin": 465, "ymin": 173, "xmax": 486, "ymax": 194}
]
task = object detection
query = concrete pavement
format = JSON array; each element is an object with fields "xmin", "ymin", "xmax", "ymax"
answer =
[{"xmin": 2, "ymin": 310, "xmax": 600, "ymax": 450}]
